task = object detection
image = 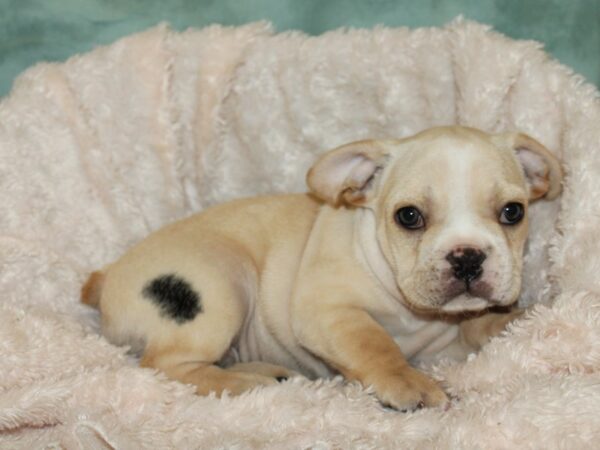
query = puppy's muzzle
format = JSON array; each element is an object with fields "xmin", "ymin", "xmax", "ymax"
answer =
[
  {"xmin": 445, "ymin": 247, "xmax": 486, "ymax": 285},
  {"xmin": 439, "ymin": 246, "xmax": 493, "ymax": 308}
]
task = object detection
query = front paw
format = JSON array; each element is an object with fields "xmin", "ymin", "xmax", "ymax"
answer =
[
  {"xmin": 489, "ymin": 308, "xmax": 524, "ymax": 335},
  {"xmin": 368, "ymin": 366, "xmax": 448, "ymax": 411}
]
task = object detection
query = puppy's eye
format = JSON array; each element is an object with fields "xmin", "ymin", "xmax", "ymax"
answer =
[
  {"xmin": 499, "ymin": 202, "xmax": 525, "ymax": 225},
  {"xmin": 394, "ymin": 206, "xmax": 425, "ymax": 230}
]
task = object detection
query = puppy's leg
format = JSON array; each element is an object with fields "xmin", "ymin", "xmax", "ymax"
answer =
[
  {"xmin": 142, "ymin": 350, "xmax": 278, "ymax": 396},
  {"xmin": 459, "ymin": 308, "xmax": 524, "ymax": 351},
  {"xmin": 138, "ymin": 271, "xmax": 279, "ymax": 396},
  {"xmin": 296, "ymin": 306, "xmax": 448, "ymax": 411},
  {"xmin": 227, "ymin": 362, "xmax": 298, "ymax": 381},
  {"xmin": 118, "ymin": 246, "xmax": 278, "ymax": 396}
]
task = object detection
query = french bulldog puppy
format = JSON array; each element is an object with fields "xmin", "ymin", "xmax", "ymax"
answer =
[{"xmin": 82, "ymin": 126, "xmax": 561, "ymax": 411}]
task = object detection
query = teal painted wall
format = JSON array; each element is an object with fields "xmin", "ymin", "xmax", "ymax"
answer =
[{"xmin": 1, "ymin": 0, "xmax": 599, "ymax": 97}]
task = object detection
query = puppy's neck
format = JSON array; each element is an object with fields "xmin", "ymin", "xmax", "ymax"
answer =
[{"xmin": 353, "ymin": 208, "xmax": 403, "ymax": 301}]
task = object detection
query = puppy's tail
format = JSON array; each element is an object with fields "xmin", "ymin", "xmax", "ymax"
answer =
[{"xmin": 81, "ymin": 271, "xmax": 105, "ymax": 309}]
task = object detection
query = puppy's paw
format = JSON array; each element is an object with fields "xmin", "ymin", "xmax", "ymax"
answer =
[
  {"xmin": 218, "ymin": 372, "xmax": 279, "ymax": 396},
  {"xmin": 460, "ymin": 308, "xmax": 525, "ymax": 350},
  {"xmin": 370, "ymin": 366, "xmax": 448, "ymax": 411},
  {"xmin": 490, "ymin": 308, "xmax": 525, "ymax": 335}
]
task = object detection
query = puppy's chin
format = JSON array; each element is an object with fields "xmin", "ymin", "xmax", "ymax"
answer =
[
  {"xmin": 440, "ymin": 294, "xmax": 489, "ymax": 313},
  {"xmin": 400, "ymin": 294, "xmax": 489, "ymax": 315}
]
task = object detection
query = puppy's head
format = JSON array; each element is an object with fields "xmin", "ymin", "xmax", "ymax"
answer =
[{"xmin": 307, "ymin": 126, "xmax": 562, "ymax": 313}]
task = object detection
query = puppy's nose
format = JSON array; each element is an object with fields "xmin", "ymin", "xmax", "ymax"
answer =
[{"xmin": 445, "ymin": 247, "xmax": 486, "ymax": 284}]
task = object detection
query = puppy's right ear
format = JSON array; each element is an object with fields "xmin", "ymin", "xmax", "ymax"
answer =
[{"xmin": 307, "ymin": 140, "xmax": 388, "ymax": 206}]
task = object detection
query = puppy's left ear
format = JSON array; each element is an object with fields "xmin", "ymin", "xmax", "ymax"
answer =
[
  {"xmin": 495, "ymin": 133, "xmax": 563, "ymax": 201},
  {"xmin": 307, "ymin": 140, "xmax": 388, "ymax": 206}
]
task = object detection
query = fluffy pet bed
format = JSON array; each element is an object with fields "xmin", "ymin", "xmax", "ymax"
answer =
[{"xmin": 2, "ymin": 19, "xmax": 600, "ymax": 449}]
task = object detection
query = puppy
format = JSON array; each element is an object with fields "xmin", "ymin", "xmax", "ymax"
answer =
[{"xmin": 82, "ymin": 126, "xmax": 562, "ymax": 410}]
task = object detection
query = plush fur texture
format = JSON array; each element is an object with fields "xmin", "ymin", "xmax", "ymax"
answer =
[{"xmin": 1, "ymin": 19, "xmax": 600, "ymax": 448}]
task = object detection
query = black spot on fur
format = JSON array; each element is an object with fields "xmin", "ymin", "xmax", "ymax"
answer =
[{"xmin": 142, "ymin": 274, "xmax": 201, "ymax": 324}]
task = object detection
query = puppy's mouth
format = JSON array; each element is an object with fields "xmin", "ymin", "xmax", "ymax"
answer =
[
  {"xmin": 399, "ymin": 288, "xmax": 493, "ymax": 316},
  {"xmin": 440, "ymin": 293, "xmax": 489, "ymax": 313},
  {"xmin": 439, "ymin": 276, "xmax": 496, "ymax": 313},
  {"xmin": 400, "ymin": 279, "xmax": 498, "ymax": 315}
]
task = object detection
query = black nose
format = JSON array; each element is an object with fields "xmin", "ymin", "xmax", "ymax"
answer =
[{"xmin": 445, "ymin": 247, "xmax": 486, "ymax": 284}]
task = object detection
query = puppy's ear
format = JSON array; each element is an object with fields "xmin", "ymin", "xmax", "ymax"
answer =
[
  {"xmin": 307, "ymin": 140, "xmax": 388, "ymax": 206},
  {"xmin": 495, "ymin": 133, "xmax": 563, "ymax": 201}
]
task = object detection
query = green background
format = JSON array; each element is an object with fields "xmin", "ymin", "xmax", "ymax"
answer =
[{"xmin": 1, "ymin": 0, "xmax": 599, "ymax": 97}]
